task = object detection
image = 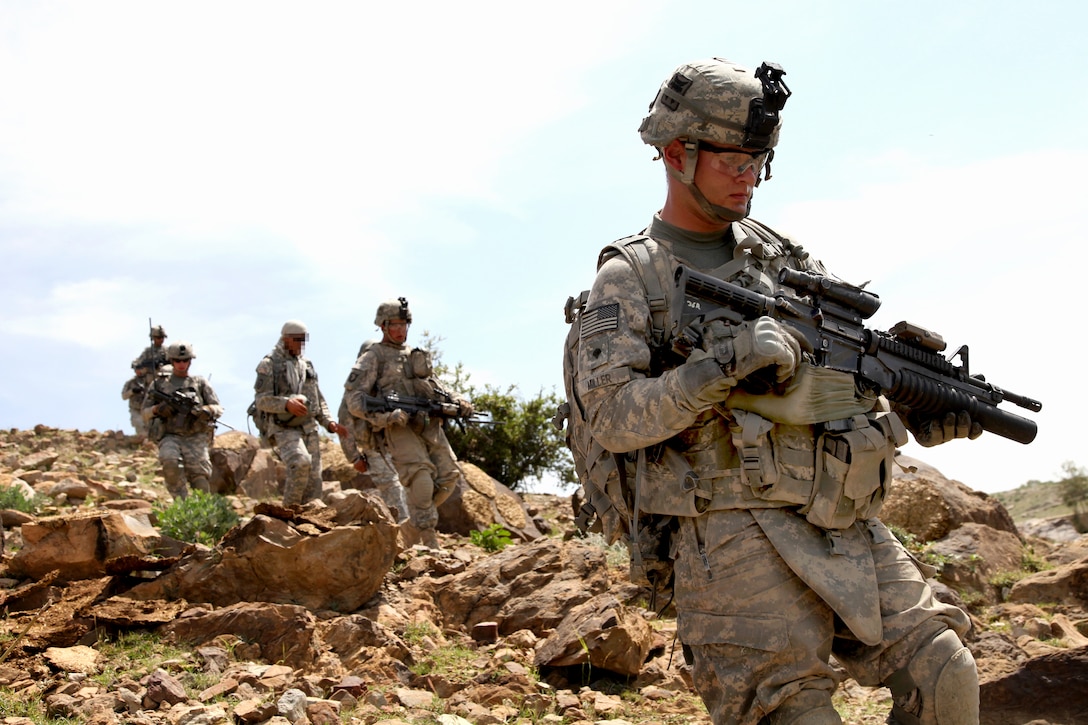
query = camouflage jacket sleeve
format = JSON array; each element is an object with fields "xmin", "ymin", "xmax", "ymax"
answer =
[
  {"xmin": 344, "ymin": 351, "xmax": 401, "ymax": 430},
  {"xmin": 306, "ymin": 362, "xmax": 334, "ymax": 429},
  {"xmin": 254, "ymin": 356, "xmax": 292, "ymax": 415},
  {"xmin": 336, "ymin": 399, "xmax": 361, "ymax": 461},
  {"xmin": 578, "ymin": 254, "xmax": 726, "ymax": 453},
  {"xmin": 196, "ymin": 377, "xmax": 224, "ymax": 419}
]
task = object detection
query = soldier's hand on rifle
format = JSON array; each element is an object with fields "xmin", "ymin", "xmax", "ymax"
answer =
[
  {"xmin": 195, "ymin": 405, "xmax": 215, "ymax": 420},
  {"xmin": 285, "ymin": 396, "xmax": 309, "ymax": 417},
  {"xmin": 387, "ymin": 409, "xmax": 410, "ymax": 427},
  {"xmin": 904, "ymin": 410, "xmax": 983, "ymax": 448},
  {"xmin": 457, "ymin": 400, "xmax": 475, "ymax": 418},
  {"xmin": 711, "ymin": 316, "xmax": 805, "ymax": 385}
]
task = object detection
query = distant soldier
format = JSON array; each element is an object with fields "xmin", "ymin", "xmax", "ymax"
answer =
[
  {"xmin": 120, "ymin": 374, "xmax": 148, "ymax": 438},
  {"xmin": 132, "ymin": 324, "xmax": 168, "ymax": 383},
  {"xmin": 143, "ymin": 341, "xmax": 223, "ymax": 499},
  {"xmin": 253, "ymin": 321, "xmax": 346, "ymax": 507},
  {"xmin": 344, "ymin": 298, "xmax": 472, "ymax": 549}
]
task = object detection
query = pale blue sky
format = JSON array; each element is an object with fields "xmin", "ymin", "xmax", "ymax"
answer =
[{"xmin": 1, "ymin": 1, "xmax": 1083, "ymax": 493}]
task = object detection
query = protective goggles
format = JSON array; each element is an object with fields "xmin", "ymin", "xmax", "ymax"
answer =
[{"xmin": 697, "ymin": 140, "xmax": 770, "ymax": 177}]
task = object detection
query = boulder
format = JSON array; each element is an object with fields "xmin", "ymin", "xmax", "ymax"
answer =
[
  {"xmin": 534, "ymin": 592, "xmax": 655, "ymax": 677},
  {"xmin": 1009, "ymin": 556, "xmax": 1088, "ymax": 609},
  {"xmin": 162, "ymin": 602, "xmax": 318, "ymax": 669},
  {"xmin": 979, "ymin": 644, "xmax": 1088, "ymax": 725},
  {"xmin": 437, "ymin": 462, "xmax": 542, "ymax": 541}
]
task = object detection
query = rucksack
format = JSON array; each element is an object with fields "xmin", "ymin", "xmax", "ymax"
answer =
[{"xmin": 556, "ymin": 234, "xmax": 677, "ymax": 596}]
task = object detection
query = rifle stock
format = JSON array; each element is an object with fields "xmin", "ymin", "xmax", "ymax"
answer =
[{"xmin": 672, "ymin": 265, "xmax": 1042, "ymax": 444}]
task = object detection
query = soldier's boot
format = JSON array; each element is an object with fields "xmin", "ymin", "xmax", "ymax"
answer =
[
  {"xmin": 886, "ymin": 629, "xmax": 979, "ymax": 725},
  {"xmin": 766, "ymin": 688, "xmax": 841, "ymax": 725},
  {"xmin": 419, "ymin": 527, "xmax": 441, "ymax": 550},
  {"xmin": 163, "ymin": 467, "xmax": 188, "ymax": 500},
  {"xmin": 191, "ymin": 476, "xmax": 211, "ymax": 494},
  {"xmin": 399, "ymin": 521, "xmax": 422, "ymax": 549}
]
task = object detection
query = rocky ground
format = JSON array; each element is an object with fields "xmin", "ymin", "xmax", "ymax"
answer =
[{"xmin": 0, "ymin": 426, "xmax": 1086, "ymax": 725}]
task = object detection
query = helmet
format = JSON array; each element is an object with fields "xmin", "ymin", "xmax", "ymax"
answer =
[
  {"xmin": 374, "ymin": 297, "xmax": 412, "ymax": 327},
  {"xmin": 281, "ymin": 320, "xmax": 308, "ymax": 337},
  {"xmin": 639, "ymin": 58, "xmax": 790, "ymax": 152},
  {"xmin": 166, "ymin": 341, "xmax": 196, "ymax": 361},
  {"xmin": 150, "ymin": 325, "xmax": 167, "ymax": 339}
]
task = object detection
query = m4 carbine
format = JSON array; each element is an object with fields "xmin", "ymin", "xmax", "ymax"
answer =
[
  {"xmin": 672, "ymin": 265, "xmax": 1042, "ymax": 444},
  {"xmin": 361, "ymin": 392, "xmax": 495, "ymax": 428},
  {"xmin": 148, "ymin": 387, "xmax": 208, "ymax": 418}
]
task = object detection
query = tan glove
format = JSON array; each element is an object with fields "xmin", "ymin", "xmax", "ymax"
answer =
[
  {"xmin": 458, "ymin": 399, "xmax": 475, "ymax": 418},
  {"xmin": 676, "ymin": 349, "xmax": 735, "ymax": 409},
  {"xmin": 905, "ymin": 410, "xmax": 983, "ymax": 447},
  {"xmin": 387, "ymin": 409, "xmax": 410, "ymax": 427},
  {"xmin": 704, "ymin": 316, "xmax": 804, "ymax": 385}
]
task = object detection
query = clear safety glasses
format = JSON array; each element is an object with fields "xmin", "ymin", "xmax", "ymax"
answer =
[{"xmin": 698, "ymin": 140, "xmax": 770, "ymax": 177}]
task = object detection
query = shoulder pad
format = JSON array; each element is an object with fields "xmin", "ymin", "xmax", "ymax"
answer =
[
  {"xmin": 256, "ymin": 358, "xmax": 273, "ymax": 375},
  {"xmin": 306, "ymin": 360, "xmax": 318, "ymax": 380},
  {"xmin": 597, "ymin": 234, "xmax": 655, "ymax": 270}
]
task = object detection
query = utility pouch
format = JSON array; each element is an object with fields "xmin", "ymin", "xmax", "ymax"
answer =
[
  {"xmin": 147, "ymin": 417, "xmax": 165, "ymax": 443},
  {"xmin": 804, "ymin": 412, "xmax": 908, "ymax": 529},
  {"xmin": 409, "ymin": 347, "xmax": 433, "ymax": 379}
]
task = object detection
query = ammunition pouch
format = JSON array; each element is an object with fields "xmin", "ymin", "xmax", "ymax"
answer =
[{"xmin": 147, "ymin": 417, "xmax": 165, "ymax": 443}]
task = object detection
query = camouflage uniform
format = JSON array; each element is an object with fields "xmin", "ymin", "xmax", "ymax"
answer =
[
  {"xmin": 254, "ymin": 341, "xmax": 336, "ymax": 506},
  {"xmin": 343, "ymin": 340, "xmax": 464, "ymax": 537},
  {"xmin": 121, "ymin": 375, "xmax": 148, "ymax": 436},
  {"xmin": 131, "ymin": 342, "xmax": 167, "ymax": 378},
  {"xmin": 576, "ymin": 58, "xmax": 979, "ymax": 725},
  {"xmin": 337, "ymin": 397, "xmax": 409, "ymax": 523},
  {"xmin": 143, "ymin": 371, "xmax": 221, "ymax": 499}
]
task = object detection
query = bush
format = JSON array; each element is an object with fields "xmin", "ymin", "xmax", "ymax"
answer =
[
  {"xmin": 154, "ymin": 490, "xmax": 239, "ymax": 546},
  {"xmin": 469, "ymin": 524, "xmax": 513, "ymax": 552},
  {"xmin": 0, "ymin": 485, "xmax": 45, "ymax": 515}
]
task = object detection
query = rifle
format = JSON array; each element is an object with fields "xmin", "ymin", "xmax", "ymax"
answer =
[
  {"xmin": 361, "ymin": 392, "xmax": 497, "ymax": 428},
  {"xmin": 148, "ymin": 387, "xmax": 206, "ymax": 418},
  {"xmin": 672, "ymin": 265, "xmax": 1042, "ymax": 444}
]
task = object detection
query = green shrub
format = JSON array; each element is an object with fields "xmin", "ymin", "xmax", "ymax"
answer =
[
  {"xmin": 0, "ymin": 485, "xmax": 45, "ymax": 515},
  {"xmin": 469, "ymin": 524, "xmax": 513, "ymax": 552},
  {"xmin": 154, "ymin": 490, "xmax": 239, "ymax": 546}
]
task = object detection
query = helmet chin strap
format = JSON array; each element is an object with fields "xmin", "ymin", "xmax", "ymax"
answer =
[{"xmin": 664, "ymin": 141, "xmax": 750, "ymax": 223}]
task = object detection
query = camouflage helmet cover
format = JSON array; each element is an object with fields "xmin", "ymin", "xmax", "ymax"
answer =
[
  {"xmin": 281, "ymin": 320, "xmax": 308, "ymax": 337},
  {"xmin": 374, "ymin": 297, "xmax": 412, "ymax": 327},
  {"xmin": 639, "ymin": 58, "xmax": 789, "ymax": 151},
  {"xmin": 166, "ymin": 341, "xmax": 196, "ymax": 361},
  {"xmin": 150, "ymin": 325, "xmax": 167, "ymax": 339}
]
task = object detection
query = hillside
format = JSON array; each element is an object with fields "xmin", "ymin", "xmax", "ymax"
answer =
[
  {"xmin": 0, "ymin": 426, "xmax": 1087, "ymax": 725},
  {"xmin": 992, "ymin": 479, "xmax": 1075, "ymax": 522}
]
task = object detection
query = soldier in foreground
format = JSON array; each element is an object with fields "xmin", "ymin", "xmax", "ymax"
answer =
[
  {"xmin": 343, "ymin": 298, "xmax": 471, "ymax": 549},
  {"xmin": 143, "ymin": 341, "xmax": 222, "ymax": 499},
  {"xmin": 253, "ymin": 321, "xmax": 346, "ymax": 507},
  {"xmin": 573, "ymin": 58, "xmax": 979, "ymax": 724}
]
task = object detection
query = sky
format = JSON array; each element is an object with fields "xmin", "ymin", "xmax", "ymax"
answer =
[{"xmin": 1, "ymin": 1, "xmax": 1084, "ymax": 495}]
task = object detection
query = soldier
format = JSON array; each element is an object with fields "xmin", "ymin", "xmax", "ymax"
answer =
[
  {"xmin": 343, "ymin": 298, "xmax": 472, "ymax": 549},
  {"xmin": 120, "ymin": 374, "xmax": 148, "ymax": 438},
  {"xmin": 336, "ymin": 335, "xmax": 410, "ymax": 523},
  {"xmin": 575, "ymin": 58, "xmax": 980, "ymax": 724},
  {"xmin": 254, "ymin": 321, "xmax": 346, "ymax": 507},
  {"xmin": 143, "ymin": 341, "xmax": 222, "ymax": 499},
  {"xmin": 132, "ymin": 324, "xmax": 168, "ymax": 383}
]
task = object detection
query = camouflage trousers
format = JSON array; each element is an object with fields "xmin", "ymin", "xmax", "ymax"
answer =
[
  {"xmin": 384, "ymin": 419, "xmax": 462, "ymax": 531},
  {"xmin": 129, "ymin": 403, "xmax": 147, "ymax": 436},
  {"xmin": 271, "ymin": 425, "xmax": 323, "ymax": 507},
  {"xmin": 157, "ymin": 433, "xmax": 212, "ymax": 499},
  {"xmin": 673, "ymin": 509, "xmax": 972, "ymax": 725},
  {"xmin": 366, "ymin": 450, "xmax": 409, "ymax": 524}
]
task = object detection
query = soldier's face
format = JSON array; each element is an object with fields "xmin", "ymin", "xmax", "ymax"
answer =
[
  {"xmin": 284, "ymin": 335, "xmax": 306, "ymax": 356},
  {"xmin": 693, "ymin": 143, "xmax": 760, "ymax": 218},
  {"xmin": 383, "ymin": 320, "xmax": 409, "ymax": 345},
  {"xmin": 152, "ymin": 336, "xmax": 165, "ymax": 347},
  {"xmin": 171, "ymin": 359, "xmax": 191, "ymax": 376}
]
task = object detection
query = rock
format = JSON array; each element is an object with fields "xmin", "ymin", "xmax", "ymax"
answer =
[
  {"xmin": 142, "ymin": 668, "xmax": 188, "ymax": 708},
  {"xmin": 928, "ymin": 522, "xmax": 1024, "ymax": 596},
  {"xmin": 534, "ymin": 593, "xmax": 654, "ymax": 677},
  {"xmin": 162, "ymin": 602, "xmax": 318, "ymax": 669},
  {"xmin": 237, "ymin": 449, "xmax": 285, "ymax": 500},
  {"xmin": 124, "ymin": 503, "xmax": 398, "ymax": 612},
  {"xmin": 437, "ymin": 462, "xmax": 542, "ymax": 541},
  {"xmin": 1009, "ymin": 556, "xmax": 1088, "ymax": 608},
  {"xmin": 979, "ymin": 644, "xmax": 1088, "ymax": 725},
  {"xmin": 8, "ymin": 510, "xmax": 189, "ymax": 582},
  {"xmin": 43, "ymin": 645, "xmax": 102, "ymax": 674}
]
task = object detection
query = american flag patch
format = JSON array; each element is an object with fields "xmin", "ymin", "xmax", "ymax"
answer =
[{"xmin": 580, "ymin": 303, "xmax": 619, "ymax": 338}]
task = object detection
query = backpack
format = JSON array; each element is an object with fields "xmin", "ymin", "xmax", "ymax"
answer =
[{"xmin": 556, "ymin": 235, "xmax": 677, "ymax": 596}]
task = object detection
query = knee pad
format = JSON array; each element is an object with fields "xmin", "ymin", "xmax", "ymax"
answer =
[
  {"xmin": 888, "ymin": 629, "xmax": 979, "ymax": 725},
  {"xmin": 768, "ymin": 688, "xmax": 842, "ymax": 725}
]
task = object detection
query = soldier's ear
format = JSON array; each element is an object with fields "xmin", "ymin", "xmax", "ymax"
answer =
[{"xmin": 662, "ymin": 139, "xmax": 687, "ymax": 173}]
